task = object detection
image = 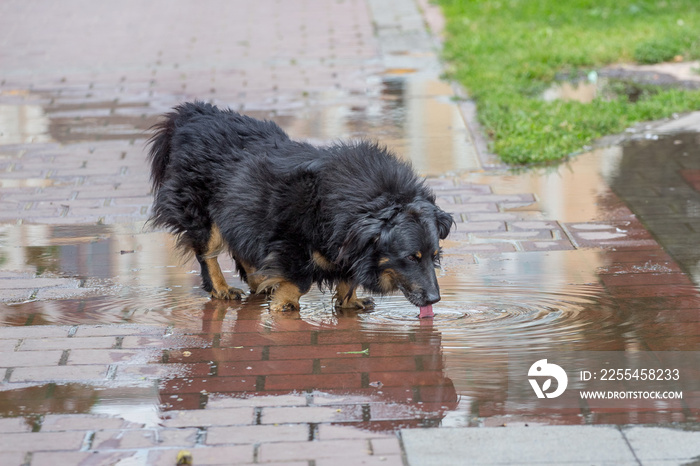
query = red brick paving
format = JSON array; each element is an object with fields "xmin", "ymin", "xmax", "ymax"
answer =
[
  {"xmin": 681, "ymin": 168, "xmax": 700, "ymax": 192},
  {"xmin": 0, "ymin": 311, "xmax": 455, "ymax": 461},
  {"xmin": 2, "ymin": 0, "xmax": 700, "ymax": 464}
]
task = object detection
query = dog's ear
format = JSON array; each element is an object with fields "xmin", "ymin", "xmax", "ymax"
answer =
[
  {"xmin": 436, "ymin": 208, "xmax": 454, "ymax": 240},
  {"xmin": 336, "ymin": 216, "xmax": 384, "ymax": 265}
]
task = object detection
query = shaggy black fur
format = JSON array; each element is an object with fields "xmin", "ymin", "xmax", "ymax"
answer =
[{"xmin": 147, "ymin": 101, "xmax": 453, "ymax": 310}]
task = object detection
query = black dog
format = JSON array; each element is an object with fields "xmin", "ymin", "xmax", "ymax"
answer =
[{"xmin": 147, "ymin": 102, "xmax": 453, "ymax": 317}]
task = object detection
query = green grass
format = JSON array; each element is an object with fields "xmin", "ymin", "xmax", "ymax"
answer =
[{"xmin": 438, "ymin": 0, "xmax": 700, "ymax": 164}]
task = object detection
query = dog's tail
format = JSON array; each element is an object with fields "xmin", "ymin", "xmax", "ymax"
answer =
[{"xmin": 146, "ymin": 111, "xmax": 177, "ymax": 193}]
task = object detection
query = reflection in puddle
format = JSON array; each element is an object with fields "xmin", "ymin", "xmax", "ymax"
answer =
[
  {"xmin": 542, "ymin": 75, "xmax": 666, "ymax": 104},
  {"xmin": 0, "ymin": 383, "xmax": 160, "ymax": 427},
  {"xmin": 543, "ymin": 79, "xmax": 602, "ymax": 104},
  {"xmin": 466, "ymin": 144, "xmax": 626, "ymax": 223},
  {"xmin": 0, "ymin": 103, "xmax": 51, "ymax": 145},
  {"xmin": 610, "ymin": 131, "xmax": 700, "ymax": 284}
]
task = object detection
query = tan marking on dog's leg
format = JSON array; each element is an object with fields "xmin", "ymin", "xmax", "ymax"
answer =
[
  {"xmin": 312, "ymin": 251, "xmax": 335, "ymax": 271},
  {"xmin": 334, "ymin": 281, "xmax": 375, "ymax": 310},
  {"xmin": 206, "ymin": 224, "xmax": 243, "ymax": 300},
  {"xmin": 203, "ymin": 224, "xmax": 226, "ymax": 258},
  {"xmin": 269, "ymin": 280, "xmax": 304, "ymax": 312}
]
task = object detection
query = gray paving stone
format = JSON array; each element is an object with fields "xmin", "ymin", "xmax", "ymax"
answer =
[
  {"xmin": 0, "ymin": 277, "xmax": 79, "ymax": 289},
  {"xmin": 35, "ymin": 287, "xmax": 101, "ymax": 300},
  {"xmin": 623, "ymin": 426, "xmax": 700, "ymax": 462},
  {"xmin": 0, "ymin": 289, "xmax": 33, "ymax": 302},
  {"xmin": 401, "ymin": 426, "xmax": 637, "ymax": 465},
  {"xmin": 642, "ymin": 462, "xmax": 700, "ymax": 466}
]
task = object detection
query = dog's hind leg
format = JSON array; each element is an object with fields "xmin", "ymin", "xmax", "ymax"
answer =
[
  {"xmin": 334, "ymin": 281, "xmax": 375, "ymax": 310},
  {"xmin": 255, "ymin": 249, "xmax": 313, "ymax": 312},
  {"xmin": 199, "ymin": 255, "xmax": 244, "ymax": 300},
  {"xmin": 197, "ymin": 225, "xmax": 244, "ymax": 300},
  {"xmin": 256, "ymin": 276, "xmax": 306, "ymax": 312}
]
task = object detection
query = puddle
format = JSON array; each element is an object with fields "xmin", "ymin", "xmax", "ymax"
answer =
[
  {"xmin": 0, "ymin": 221, "xmax": 680, "ymax": 428},
  {"xmin": 542, "ymin": 74, "xmax": 674, "ymax": 104},
  {"xmin": 2, "ymin": 78, "xmax": 700, "ymax": 431},
  {"xmin": 610, "ymin": 131, "xmax": 700, "ymax": 284},
  {"xmin": 0, "ymin": 103, "xmax": 51, "ymax": 145},
  {"xmin": 3, "ymin": 128, "xmax": 700, "ymax": 427},
  {"xmin": 299, "ymin": 273, "xmax": 612, "ymax": 353},
  {"xmin": 464, "ymin": 144, "xmax": 626, "ymax": 223},
  {"xmin": 1, "ymin": 224, "xmax": 610, "ymax": 350},
  {"xmin": 543, "ymin": 79, "xmax": 603, "ymax": 104},
  {"xmin": 0, "ymin": 178, "xmax": 57, "ymax": 189},
  {"xmin": 0, "ymin": 93, "xmax": 157, "ymax": 145},
  {"xmin": 0, "ymin": 383, "xmax": 160, "ymax": 426}
]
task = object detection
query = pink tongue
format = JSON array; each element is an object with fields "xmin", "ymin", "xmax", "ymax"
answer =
[{"xmin": 419, "ymin": 304, "xmax": 434, "ymax": 319}]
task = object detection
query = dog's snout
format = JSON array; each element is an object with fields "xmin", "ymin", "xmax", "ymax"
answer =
[{"xmin": 425, "ymin": 291, "xmax": 440, "ymax": 305}]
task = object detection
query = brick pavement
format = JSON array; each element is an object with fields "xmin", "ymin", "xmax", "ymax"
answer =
[
  {"xmin": 0, "ymin": 319, "xmax": 448, "ymax": 464},
  {"xmin": 0, "ymin": 0, "xmax": 458, "ymax": 464},
  {"xmin": 2, "ymin": 0, "xmax": 700, "ymax": 464}
]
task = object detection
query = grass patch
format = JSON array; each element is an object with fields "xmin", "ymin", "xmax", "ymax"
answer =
[{"xmin": 438, "ymin": 0, "xmax": 700, "ymax": 164}]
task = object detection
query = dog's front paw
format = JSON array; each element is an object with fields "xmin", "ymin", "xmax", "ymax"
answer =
[
  {"xmin": 269, "ymin": 300, "xmax": 300, "ymax": 312},
  {"xmin": 211, "ymin": 287, "xmax": 244, "ymax": 300},
  {"xmin": 358, "ymin": 297, "xmax": 375, "ymax": 309},
  {"xmin": 335, "ymin": 296, "xmax": 375, "ymax": 310}
]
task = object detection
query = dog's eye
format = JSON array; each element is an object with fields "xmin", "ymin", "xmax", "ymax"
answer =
[
  {"xmin": 407, "ymin": 254, "xmax": 420, "ymax": 262},
  {"xmin": 432, "ymin": 249, "xmax": 442, "ymax": 266}
]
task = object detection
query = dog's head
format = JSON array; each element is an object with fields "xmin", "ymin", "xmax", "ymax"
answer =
[{"xmin": 339, "ymin": 199, "xmax": 454, "ymax": 308}]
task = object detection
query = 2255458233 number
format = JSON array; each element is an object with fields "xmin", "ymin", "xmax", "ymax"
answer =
[{"xmin": 599, "ymin": 368, "xmax": 680, "ymax": 381}]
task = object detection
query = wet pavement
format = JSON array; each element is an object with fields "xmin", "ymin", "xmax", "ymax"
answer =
[{"xmin": 1, "ymin": 0, "xmax": 700, "ymax": 465}]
